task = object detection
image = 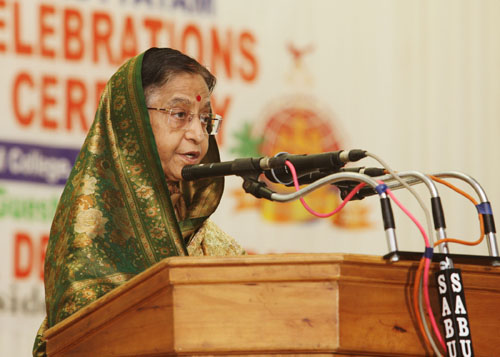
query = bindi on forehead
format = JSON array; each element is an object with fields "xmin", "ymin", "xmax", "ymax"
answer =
[{"xmin": 196, "ymin": 95, "xmax": 201, "ymax": 102}]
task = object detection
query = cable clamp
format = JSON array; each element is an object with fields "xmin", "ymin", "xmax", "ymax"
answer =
[
  {"xmin": 270, "ymin": 152, "xmax": 293, "ymax": 185},
  {"xmin": 476, "ymin": 202, "xmax": 493, "ymax": 215},
  {"xmin": 423, "ymin": 246, "xmax": 434, "ymax": 259},
  {"xmin": 375, "ymin": 183, "xmax": 388, "ymax": 195}
]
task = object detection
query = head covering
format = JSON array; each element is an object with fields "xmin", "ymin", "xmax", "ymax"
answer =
[{"xmin": 42, "ymin": 50, "xmax": 224, "ymax": 328}]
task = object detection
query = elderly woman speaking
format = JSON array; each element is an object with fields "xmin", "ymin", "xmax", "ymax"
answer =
[{"xmin": 33, "ymin": 48, "xmax": 245, "ymax": 356}]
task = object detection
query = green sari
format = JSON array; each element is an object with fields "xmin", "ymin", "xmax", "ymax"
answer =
[{"xmin": 33, "ymin": 51, "xmax": 244, "ymax": 356}]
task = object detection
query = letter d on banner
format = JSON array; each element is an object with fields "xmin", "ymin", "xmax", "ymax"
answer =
[{"xmin": 435, "ymin": 268, "xmax": 474, "ymax": 357}]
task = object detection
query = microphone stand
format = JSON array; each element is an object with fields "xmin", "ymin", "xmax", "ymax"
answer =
[
  {"xmin": 433, "ymin": 171, "xmax": 499, "ymax": 263},
  {"xmin": 242, "ymin": 171, "xmax": 400, "ymax": 262},
  {"xmin": 376, "ymin": 171, "xmax": 499, "ymax": 261},
  {"xmin": 339, "ymin": 171, "xmax": 499, "ymax": 265},
  {"xmin": 374, "ymin": 171, "xmax": 449, "ymax": 258}
]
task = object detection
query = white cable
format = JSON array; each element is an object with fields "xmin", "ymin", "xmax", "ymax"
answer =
[
  {"xmin": 366, "ymin": 152, "xmax": 434, "ymax": 248},
  {"xmin": 365, "ymin": 152, "xmax": 443, "ymax": 356}
]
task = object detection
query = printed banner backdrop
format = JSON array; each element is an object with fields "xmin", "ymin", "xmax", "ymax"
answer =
[{"xmin": 1, "ymin": 0, "xmax": 500, "ymax": 355}]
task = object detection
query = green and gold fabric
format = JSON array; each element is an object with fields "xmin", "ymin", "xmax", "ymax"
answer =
[{"xmin": 33, "ymin": 51, "xmax": 244, "ymax": 356}]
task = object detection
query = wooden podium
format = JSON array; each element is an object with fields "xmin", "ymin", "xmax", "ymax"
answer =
[{"xmin": 44, "ymin": 254, "xmax": 500, "ymax": 356}]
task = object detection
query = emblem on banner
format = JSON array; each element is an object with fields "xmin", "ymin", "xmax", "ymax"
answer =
[
  {"xmin": 230, "ymin": 42, "xmax": 372, "ymax": 228},
  {"xmin": 231, "ymin": 95, "xmax": 370, "ymax": 228},
  {"xmin": 230, "ymin": 43, "xmax": 371, "ymax": 228}
]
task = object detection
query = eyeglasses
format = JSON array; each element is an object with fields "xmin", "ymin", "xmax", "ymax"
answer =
[{"xmin": 147, "ymin": 107, "xmax": 222, "ymax": 135}]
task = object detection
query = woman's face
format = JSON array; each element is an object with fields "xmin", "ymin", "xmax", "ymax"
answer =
[{"xmin": 147, "ymin": 73, "xmax": 210, "ymax": 181}]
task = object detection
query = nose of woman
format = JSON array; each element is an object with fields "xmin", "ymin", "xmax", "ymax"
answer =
[{"xmin": 185, "ymin": 114, "xmax": 208, "ymax": 142}]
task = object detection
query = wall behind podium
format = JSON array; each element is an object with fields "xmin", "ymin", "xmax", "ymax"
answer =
[{"xmin": 1, "ymin": 0, "xmax": 500, "ymax": 356}]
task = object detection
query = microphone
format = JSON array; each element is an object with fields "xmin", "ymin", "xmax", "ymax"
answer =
[
  {"xmin": 262, "ymin": 150, "xmax": 366, "ymax": 184},
  {"xmin": 181, "ymin": 157, "xmax": 264, "ymax": 181},
  {"xmin": 283, "ymin": 166, "xmax": 386, "ymax": 186},
  {"xmin": 181, "ymin": 149, "xmax": 367, "ymax": 181}
]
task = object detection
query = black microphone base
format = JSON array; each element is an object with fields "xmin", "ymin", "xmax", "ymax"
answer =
[{"xmin": 383, "ymin": 250, "xmax": 500, "ymax": 266}]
